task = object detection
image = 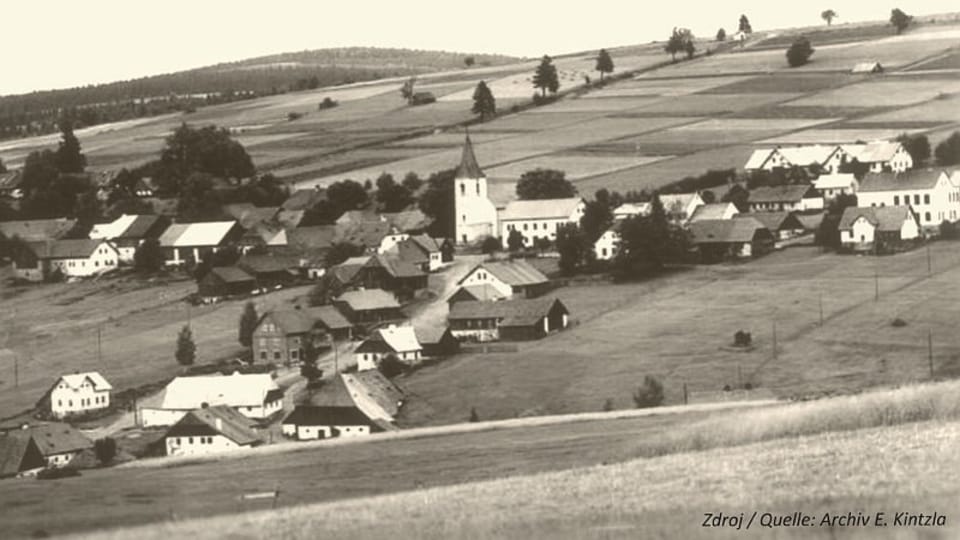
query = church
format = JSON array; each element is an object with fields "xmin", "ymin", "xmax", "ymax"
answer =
[{"xmin": 454, "ymin": 135, "xmax": 585, "ymax": 246}]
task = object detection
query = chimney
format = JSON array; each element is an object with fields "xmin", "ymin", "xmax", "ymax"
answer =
[{"xmin": 215, "ymin": 418, "xmax": 223, "ymax": 432}]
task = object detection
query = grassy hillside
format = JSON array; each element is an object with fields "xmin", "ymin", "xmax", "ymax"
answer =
[
  {"xmin": 16, "ymin": 380, "xmax": 960, "ymax": 539},
  {"xmin": 94, "ymin": 420, "xmax": 960, "ymax": 540}
]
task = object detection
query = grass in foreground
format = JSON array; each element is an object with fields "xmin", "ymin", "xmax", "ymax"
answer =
[{"xmin": 90, "ymin": 419, "xmax": 960, "ymax": 540}]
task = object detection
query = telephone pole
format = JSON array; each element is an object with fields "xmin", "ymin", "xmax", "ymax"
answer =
[
  {"xmin": 928, "ymin": 330, "xmax": 934, "ymax": 378},
  {"xmin": 874, "ymin": 268, "xmax": 879, "ymax": 302},
  {"xmin": 818, "ymin": 292, "xmax": 824, "ymax": 327},
  {"xmin": 772, "ymin": 320, "xmax": 778, "ymax": 361},
  {"xmin": 97, "ymin": 325, "xmax": 102, "ymax": 363},
  {"xmin": 926, "ymin": 244, "xmax": 932, "ymax": 276}
]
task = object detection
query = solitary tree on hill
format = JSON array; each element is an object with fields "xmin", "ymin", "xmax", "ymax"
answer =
[
  {"xmin": 532, "ymin": 55, "xmax": 559, "ymax": 97},
  {"xmin": 890, "ymin": 8, "xmax": 912, "ymax": 34},
  {"xmin": 238, "ymin": 301, "xmax": 258, "ymax": 348},
  {"xmin": 400, "ymin": 76, "xmax": 417, "ymax": 103},
  {"xmin": 739, "ymin": 14, "xmax": 753, "ymax": 34},
  {"xmin": 175, "ymin": 325, "xmax": 196, "ymax": 366},
  {"xmin": 471, "ymin": 81, "xmax": 497, "ymax": 121},
  {"xmin": 821, "ymin": 9, "xmax": 838, "ymax": 26},
  {"xmin": 786, "ymin": 37, "xmax": 815, "ymax": 67},
  {"xmin": 464, "ymin": 56, "xmax": 475, "ymax": 67},
  {"xmin": 716, "ymin": 28, "xmax": 727, "ymax": 41},
  {"xmin": 632, "ymin": 375, "xmax": 665, "ymax": 408},
  {"xmin": 595, "ymin": 49, "xmax": 614, "ymax": 82}
]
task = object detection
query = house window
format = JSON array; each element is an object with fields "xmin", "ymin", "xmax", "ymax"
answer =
[
  {"xmin": 290, "ymin": 349, "xmax": 299, "ymax": 359},
  {"xmin": 894, "ymin": 196, "xmax": 899, "ymax": 205},
  {"xmin": 523, "ymin": 224, "xmax": 528, "ymax": 231},
  {"xmin": 925, "ymin": 212, "xmax": 931, "ymax": 222},
  {"xmin": 476, "ymin": 184, "xmax": 480, "ymax": 195},
  {"xmin": 274, "ymin": 351, "xmax": 281, "ymax": 360},
  {"xmin": 260, "ymin": 351, "xmax": 267, "ymax": 360},
  {"xmin": 924, "ymin": 194, "xmax": 930, "ymax": 205},
  {"xmin": 188, "ymin": 437, "xmax": 193, "ymax": 444},
  {"xmin": 914, "ymin": 194, "xmax": 920, "ymax": 205}
]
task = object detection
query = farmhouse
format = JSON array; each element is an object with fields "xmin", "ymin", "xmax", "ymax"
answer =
[
  {"xmin": 336, "ymin": 254, "xmax": 428, "ymax": 298},
  {"xmin": 39, "ymin": 371, "xmax": 112, "ymax": 419},
  {"xmin": 158, "ymin": 221, "xmax": 243, "ymax": 266},
  {"xmin": 139, "ymin": 372, "xmax": 284, "ymax": 427},
  {"xmin": 448, "ymin": 296, "xmax": 570, "ymax": 342},
  {"xmin": 737, "ymin": 211, "xmax": 806, "ymax": 240},
  {"xmin": 355, "ymin": 325, "xmax": 422, "ymax": 371},
  {"xmin": 688, "ymin": 218, "xmax": 775, "ymax": 261},
  {"xmin": 0, "ymin": 432, "xmax": 46, "ymax": 478},
  {"xmin": 253, "ymin": 306, "xmax": 353, "ymax": 365},
  {"xmin": 281, "ymin": 405, "xmax": 375, "ymax": 440},
  {"xmin": 594, "ymin": 220, "xmax": 623, "ymax": 261},
  {"xmin": 89, "ymin": 214, "xmax": 170, "ymax": 264},
  {"xmin": 384, "ymin": 234, "xmax": 449, "ymax": 272},
  {"xmin": 842, "ymin": 141, "xmax": 913, "ymax": 173},
  {"xmin": 659, "ymin": 193, "xmax": 706, "ymax": 223},
  {"xmin": 838, "ymin": 206, "xmax": 920, "ymax": 252},
  {"xmin": 499, "ymin": 197, "xmax": 586, "ymax": 247},
  {"xmin": 457, "ymin": 259, "xmax": 551, "ymax": 299},
  {"xmin": 747, "ymin": 185, "xmax": 823, "ymax": 212},
  {"xmin": 813, "ymin": 173, "xmax": 859, "ymax": 201},
  {"xmin": 197, "ymin": 266, "xmax": 256, "ymax": 299},
  {"xmin": 237, "ymin": 254, "xmax": 300, "ymax": 287},
  {"xmin": 333, "ymin": 289, "xmax": 404, "ymax": 325},
  {"xmin": 19, "ymin": 423, "xmax": 93, "ymax": 468},
  {"xmin": 164, "ymin": 405, "xmax": 262, "ymax": 457},
  {"xmin": 14, "ymin": 239, "xmax": 119, "ymax": 282},
  {"xmin": 857, "ymin": 169, "xmax": 959, "ymax": 230},
  {"xmin": 307, "ymin": 372, "xmax": 403, "ymax": 425}
]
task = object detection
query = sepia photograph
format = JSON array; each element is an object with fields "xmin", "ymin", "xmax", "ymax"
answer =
[{"xmin": 1, "ymin": 0, "xmax": 959, "ymax": 538}]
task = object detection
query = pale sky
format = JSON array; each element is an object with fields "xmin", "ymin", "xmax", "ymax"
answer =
[{"xmin": 1, "ymin": 0, "xmax": 957, "ymax": 96}]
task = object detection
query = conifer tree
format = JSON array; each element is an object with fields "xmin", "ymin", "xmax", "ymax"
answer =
[
  {"xmin": 175, "ymin": 325, "xmax": 196, "ymax": 366},
  {"xmin": 471, "ymin": 81, "xmax": 497, "ymax": 120},
  {"xmin": 595, "ymin": 49, "xmax": 614, "ymax": 81}
]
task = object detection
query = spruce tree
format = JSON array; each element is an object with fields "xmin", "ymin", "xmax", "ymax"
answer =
[
  {"xmin": 175, "ymin": 325, "xmax": 196, "ymax": 366},
  {"xmin": 595, "ymin": 49, "xmax": 614, "ymax": 82},
  {"xmin": 471, "ymin": 81, "xmax": 497, "ymax": 120},
  {"xmin": 55, "ymin": 121, "xmax": 87, "ymax": 174},
  {"xmin": 532, "ymin": 55, "xmax": 559, "ymax": 97},
  {"xmin": 238, "ymin": 302, "xmax": 259, "ymax": 348}
]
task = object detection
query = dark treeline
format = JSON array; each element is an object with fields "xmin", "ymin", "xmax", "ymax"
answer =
[{"xmin": 0, "ymin": 47, "xmax": 518, "ymax": 141}]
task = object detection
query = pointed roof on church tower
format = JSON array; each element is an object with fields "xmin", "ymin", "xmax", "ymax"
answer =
[{"xmin": 455, "ymin": 133, "xmax": 485, "ymax": 179}]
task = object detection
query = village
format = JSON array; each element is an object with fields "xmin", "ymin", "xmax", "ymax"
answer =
[{"xmin": 0, "ymin": 6, "xmax": 959, "ymax": 536}]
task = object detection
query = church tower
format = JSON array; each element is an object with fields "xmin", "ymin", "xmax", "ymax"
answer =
[{"xmin": 454, "ymin": 133, "xmax": 499, "ymax": 245}]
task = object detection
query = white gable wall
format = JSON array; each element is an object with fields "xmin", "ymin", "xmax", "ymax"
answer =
[
  {"xmin": 50, "ymin": 377, "xmax": 111, "ymax": 418},
  {"xmin": 458, "ymin": 267, "xmax": 514, "ymax": 297},
  {"xmin": 165, "ymin": 434, "xmax": 243, "ymax": 457}
]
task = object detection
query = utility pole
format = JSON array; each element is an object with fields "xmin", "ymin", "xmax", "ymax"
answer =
[
  {"xmin": 874, "ymin": 267, "xmax": 879, "ymax": 302},
  {"xmin": 818, "ymin": 292, "xmax": 824, "ymax": 327},
  {"xmin": 13, "ymin": 355, "xmax": 19, "ymax": 388},
  {"xmin": 772, "ymin": 320, "xmax": 778, "ymax": 361},
  {"xmin": 927, "ymin": 244, "xmax": 932, "ymax": 276},
  {"xmin": 97, "ymin": 325, "xmax": 102, "ymax": 364},
  {"xmin": 683, "ymin": 382, "xmax": 688, "ymax": 405},
  {"xmin": 928, "ymin": 330, "xmax": 934, "ymax": 378}
]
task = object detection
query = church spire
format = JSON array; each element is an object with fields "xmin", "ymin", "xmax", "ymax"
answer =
[{"xmin": 455, "ymin": 130, "xmax": 484, "ymax": 179}]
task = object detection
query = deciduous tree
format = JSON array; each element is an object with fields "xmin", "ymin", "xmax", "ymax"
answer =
[
  {"xmin": 890, "ymin": 8, "xmax": 912, "ymax": 34},
  {"xmin": 375, "ymin": 173, "xmax": 414, "ymax": 212},
  {"xmin": 935, "ymin": 131, "xmax": 960, "ymax": 166},
  {"xmin": 716, "ymin": 28, "xmax": 727, "ymax": 41},
  {"xmin": 55, "ymin": 120, "xmax": 87, "ymax": 174},
  {"xmin": 821, "ymin": 9, "xmax": 838, "ymax": 26},
  {"xmin": 632, "ymin": 375, "xmax": 665, "ymax": 408},
  {"xmin": 516, "ymin": 168, "xmax": 576, "ymax": 200},
  {"xmin": 94, "ymin": 437, "xmax": 117, "ymax": 465},
  {"xmin": 739, "ymin": 14, "xmax": 753, "ymax": 34},
  {"xmin": 786, "ymin": 37, "xmax": 815, "ymax": 67},
  {"xmin": 134, "ymin": 238, "xmax": 165, "ymax": 272},
  {"xmin": 418, "ymin": 168, "xmax": 456, "ymax": 238},
  {"xmin": 481, "ymin": 236, "xmax": 501, "ymax": 255},
  {"xmin": 507, "ymin": 229, "xmax": 525, "ymax": 252},
  {"xmin": 896, "ymin": 133, "xmax": 931, "ymax": 166}
]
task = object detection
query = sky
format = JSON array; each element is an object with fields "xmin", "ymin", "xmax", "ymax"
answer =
[{"xmin": 1, "ymin": 0, "xmax": 957, "ymax": 96}]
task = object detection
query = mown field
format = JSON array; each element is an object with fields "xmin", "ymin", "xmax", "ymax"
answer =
[{"xmin": 398, "ymin": 242, "xmax": 960, "ymax": 427}]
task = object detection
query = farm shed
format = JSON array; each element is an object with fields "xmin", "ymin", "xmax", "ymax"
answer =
[
  {"xmin": 197, "ymin": 266, "xmax": 255, "ymax": 299},
  {"xmin": 449, "ymin": 297, "xmax": 570, "ymax": 342}
]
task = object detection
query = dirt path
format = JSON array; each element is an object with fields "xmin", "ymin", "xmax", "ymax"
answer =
[{"xmin": 406, "ymin": 255, "xmax": 483, "ymax": 329}]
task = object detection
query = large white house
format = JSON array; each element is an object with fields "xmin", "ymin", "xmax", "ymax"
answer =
[
  {"xmin": 139, "ymin": 372, "xmax": 284, "ymax": 427},
  {"xmin": 838, "ymin": 206, "xmax": 920, "ymax": 251},
  {"xmin": 453, "ymin": 136, "xmax": 586, "ymax": 246},
  {"xmin": 355, "ymin": 325, "xmax": 423, "ymax": 371},
  {"xmin": 14, "ymin": 239, "xmax": 119, "ymax": 282},
  {"xmin": 857, "ymin": 169, "xmax": 959, "ymax": 230},
  {"xmin": 40, "ymin": 372, "xmax": 113, "ymax": 419},
  {"xmin": 456, "ymin": 259, "xmax": 551, "ymax": 299},
  {"xmin": 164, "ymin": 405, "xmax": 262, "ymax": 457}
]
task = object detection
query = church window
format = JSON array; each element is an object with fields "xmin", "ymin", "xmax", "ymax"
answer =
[
  {"xmin": 476, "ymin": 183, "xmax": 480, "ymax": 195},
  {"xmin": 460, "ymin": 183, "xmax": 465, "ymax": 196}
]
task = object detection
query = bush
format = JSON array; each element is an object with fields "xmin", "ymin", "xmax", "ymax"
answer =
[
  {"xmin": 469, "ymin": 407, "xmax": 480, "ymax": 422},
  {"xmin": 891, "ymin": 318, "xmax": 908, "ymax": 328},
  {"xmin": 632, "ymin": 375, "xmax": 665, "ymax": 408},
  {"xmin": 481, "ymin": 236, "xmax": 501, "ymax": 255},
  {"xmin": 786, "ymin": 37, "xmax": 814, "ymax": 67},
  {"xmin": 318, "ymin": 97, "xmax": 338, "ymax": 110},
  {"xmin": 287, "ymin": 112, "xmax": 304, "ymax": 121},
  {"xmin": 37, "ymin": 467, "xmax": 81, "ymax": 480},
  {"xmin": 94, "ymin": 437, "xmax": 118, "ymax": 465},
  {"xmin": 602, "ymin": 398, "xmax": 615, "ymax": 412},
  {"xmin": 733, "ymin": 330, "xmax": 752, "ymax": 347}
]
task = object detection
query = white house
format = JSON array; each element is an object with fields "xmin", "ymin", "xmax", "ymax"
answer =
[
  {"xmin": 89, "ymin": 214, "xmax": 169, "ymax": 264},
  {"xmin": 281, "ymin": 405, "xmax": 374, "ymax": 440},
  {"xmin": 139, "ymin": 372, "xmax": 284, "ymax": 427},
  {"xmin": 594, "ymin": 221, "xmax": 624, "ymax": 261},
  {"xmin": 454, "ymin": 135, "xmax": 500, "ymax": 245},
  {"xmin": 747, "ymin": 185, "xmax": 824, "ymax": 212},
  {"xmin": 857, "ymin": 169, "xmax": 959, "ymax": 230},
  {"xmin": 688, "ymin": 202, "xmax": 740, "ymax": 223},
  {"xmin": 456, "ymin": 259, "xmax": 550, "ymax": 299},
  {"xmin": 14, "ymin": 239, "xmax": 119, "ymax": 282},
  {"xmin": 838, "ymin": 206, "xmax": 920, "ymax": 251},
  {"xmin": 499, "ymin": 197, "xmax": 586, "ymax": 247},
  {"xmin": 852, "ymin": 61, "xmax": 884, "ymax": 74},
  {"xmin": 41, "ymin": 372, "xmax": 112, "ymax": 419},
  {"xmin": 813, "ymin": 173, "xmax": 859, "ymax": 201},
  {"xmin": 157, "ymin": 221, "xmax": 241, "ymax": 266},
  {"xmin": 164, "ymin": 405, "xmax": 262, "ymax": 457},
  {"xmin": 355, "ymin": 325, "xmax": 423, "ymax": 371},
  {"xmin": 842, "ymin": 142, "xmax": 914, "ymax": 173},
  {"xmin": 376, "ymin": 229, "xmax": 409, "ymax": 255}
]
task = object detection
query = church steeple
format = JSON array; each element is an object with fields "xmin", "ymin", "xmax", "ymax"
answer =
[{"xmin": 455, "ymin": 131, "xmax": 484, "ymax": 179}]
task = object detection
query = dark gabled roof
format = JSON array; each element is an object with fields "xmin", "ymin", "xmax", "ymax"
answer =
[
  {"xmin": 168, "ymin": 405, "xmax": 261, "ymax": 446},
  {"xmin": 747, "ymin": 185, "xmax": 818, "ymax": 204},
  {"xmin": 382, "ymin": 210, "xmax": 433, "ymax": 232},
  {"xmin": 459, "ymin": 259, "xmax": 549, "ymax": 288},
  {"xmin": 455, "ymin": 134, "xmax": 485, "ymax": 179},
  {"xmin": 0, "ymin": 432, "xmax": 45, "ymax": 477},
  {"xmin": 414, "ymin": 326, "xmax": 453, "ymax": 345},
  {"xmin": 859, "ymin": 169, "xmax": 949, "ymax": 193},
  {"xmin": 737, "ymin": 211, "xmax": 804, "ymax": 232},
  {"xmin": 377, "ymin": 254, "xmax": 426, "ymax": 279},
  {"xmin": 794, "ymin": 211, "xmax": 825, "ymax": 231},
  {"xmin": 263, "ymin": 310, "xmax": 313, "ymax": 335},
  {"xmin": 223, "ymin": 204, "xmax": 281, "ymax": 230},
  {"xmin": 23, "ymin": 423, "xmax": 93, "ymax": 456},
  {"xmin": 123, "ymin": 215, "xmax": 167, "ymax": 239},
  {"xmin": 838, "ymin": 206, "xmax": 915, "ymax": 232},
  {"xmin": 448, "ymin": 296, "xmax": 567, "ymax": 326},
  {"xmin": 302, "ymin": 306, "xmax": 353, "ymax": 330},
  {"xmin": 336, "ymin": 221, "xmax": 392, "ymax": 249},
  {"xmin": 282, "ymin": 188, "xmax": 327, "ymax": 211},
  {"xmin": 307, "ymin": 375, "xmax": 357, "ymax": 408},
  {"xmin": 207, "ymin": 266, "xmax": 255, "ymax": 284},
  {"xmin": 282, "ymin": 405, "xmax": 373, "ymax": 427},
  {"xmin": 287, "ymin": 225, "xmax": 337, "ymax": 251},
  {"xmin": 238, "ymin": 254, "xmax": 299, "ymax": 275},
  {"xmin": 689, "ymin": 218, "xmax": 770, "ymax": 244},
  {"xmin": 0, "ymin": 170, "xmax": 23, "ymax": 190},
  {"xmin": 27, "ymin": 239, "xmax": 114, "ymax": 260},
  {"xmin": 0, "ymin": 219, "xmax": 78, "ymax": 242}
]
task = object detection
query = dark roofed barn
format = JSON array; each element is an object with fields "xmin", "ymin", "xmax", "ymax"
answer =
[
  {"xmin": 448, "ymin": 297, "xmax": 570, "ymax": 342},
  {"xmin": 197, "ymin": 266, "xmax": 255, "ymax": 299}
]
